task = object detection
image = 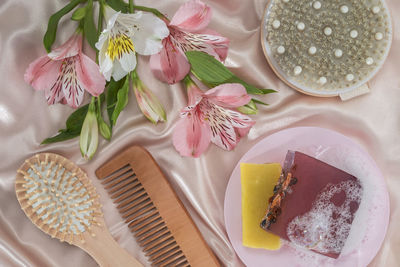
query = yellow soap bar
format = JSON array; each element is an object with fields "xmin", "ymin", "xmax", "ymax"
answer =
[{"xmin": 241, "ymin": 163, "xmax": 281, "ymax": 250}]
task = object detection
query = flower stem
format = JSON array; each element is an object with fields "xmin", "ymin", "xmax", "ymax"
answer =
[
  {"xmin": 183, "ymin": 75, "xmax": 195, "ymax": 88},
  {"xmin": 132, "ymin": 5, "xmax": 168, "ymax": 20},
  {"xmin": 96, "ymin": 0, "xmax": 105, "ymax": 62},
  {"xmin": 129, "ymin": 0, "xmax": 134, "ymax": 13}
]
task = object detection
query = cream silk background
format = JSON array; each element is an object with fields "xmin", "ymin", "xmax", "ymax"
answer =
[{"xmin": 0, "ymin": 0, "xmax": 399, "ymax": 266}]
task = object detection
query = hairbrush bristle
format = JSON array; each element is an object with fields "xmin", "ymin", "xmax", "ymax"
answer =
[
  {"xmin": 263, "ymin": 0, "xmax": 391, "ymax": 93},
  {"xmin": 16, "ymin": 154, "xmax": 103, "ymax": 244}
]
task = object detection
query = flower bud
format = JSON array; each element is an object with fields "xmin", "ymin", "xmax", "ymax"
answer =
[
  {"xmin": 80, "ymin": 98, "xmax": 99, "ymax": 160},
  {"xmin": 132, "ymin": 73, "xmax": 166, "ymax": 124}
]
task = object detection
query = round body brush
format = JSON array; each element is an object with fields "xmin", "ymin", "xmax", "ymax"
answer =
[
  {"xmin": 15, "ymin": 153, "xmax": 143, "ymax": 267},
  {"xmin": 261, "ymin": 0, "xmax": 392, "ymax": 97}
]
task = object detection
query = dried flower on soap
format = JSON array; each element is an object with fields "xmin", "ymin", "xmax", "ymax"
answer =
[
  {"xmin": 150, "ymin": 0, "xmax": 229, "ymax": 84},
  {"xmin": 24, "ymin": 33, "xmax": 105, "ymax": 108}
]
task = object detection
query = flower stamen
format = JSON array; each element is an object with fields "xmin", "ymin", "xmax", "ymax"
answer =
[{"xmin": 107, "ymin": 33, "xmax": 135, "ymax": 61}]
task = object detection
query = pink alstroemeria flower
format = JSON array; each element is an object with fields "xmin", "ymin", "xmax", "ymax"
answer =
[
  {"xmin": 24, "ymin": 34, "xmax": 105, "ymax": 108},
  {"xmin": 150, "ymin": 0, "xmax": 229, "ymax": 84},
  {"xmin": 173, "ymin": 81, "xmax": 254, "ymax": 157}
]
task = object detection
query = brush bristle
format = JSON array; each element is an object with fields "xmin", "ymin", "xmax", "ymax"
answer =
[
  {"xmin": 16, "ymin": 154, "xmax": 102, "ymax": 243},
  {"xmin": 264, "ymin": 0, "xmax": 391, "ymax": 92}
]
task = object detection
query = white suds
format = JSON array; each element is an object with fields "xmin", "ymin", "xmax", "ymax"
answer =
[{"xmin": 287, "ymin": 180, "xmax": 362, "ymax": 255}]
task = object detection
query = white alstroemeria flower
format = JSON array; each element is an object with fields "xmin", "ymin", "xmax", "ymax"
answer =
[{"xmin": 96, "ymin": 7, "xmax": 169, "ymax": 81}]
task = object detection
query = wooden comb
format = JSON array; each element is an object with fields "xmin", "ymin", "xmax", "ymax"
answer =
[{"xmin": 95, "ymin": 146, "xmax": 220, "ymax": 267}]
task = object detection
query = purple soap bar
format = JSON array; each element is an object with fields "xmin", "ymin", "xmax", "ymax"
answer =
[{"xmin": 261, "ymin": 151, "xmax": 363, "ymax": 258}]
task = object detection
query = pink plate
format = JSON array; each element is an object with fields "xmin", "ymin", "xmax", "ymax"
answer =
[{"xmin": 224, "ymin": 127, "xmax": 389, "ymax": 267}]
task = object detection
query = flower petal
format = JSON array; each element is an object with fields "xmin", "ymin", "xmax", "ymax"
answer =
[
  {"xmin": 186, "ymin": 82, "xmax": 204, "ymax": 106},
  {"xmin": 111, "ymin": 59, "xmax": 128, "ymax": 81},
  {"xmin": 172, "ymin": 30, "xmax": 229, "ymax": 61},
  {"xmin": 200, "ymin": 100, "xmax": 254, "ymax": 150},
  {"xmin": 48, "ymin": 34, "xmax": 81, "ymax": 60},
  {"xmin": 205, "ymin": 83, "xmax": 251, "ymax": 108},
  {"xmin": 119, "ymin": 49, "xmax": 137, "ymax": 73},
  {"xmin": 98, "ymin": 40, "xmax": 113, "ymax": 81},
  {"xmin": 60, "ymin": 58, "xmax": 85, "ymax": 108},
  {"xmin": 149, "ymin": 38, "xmax": 190, "ymax": 84},
  {"xmin": 236, "ymin": 125, "xmax": 253, "ymax": 142},
  {"xmin": 224, "ymin": 108, "xmax": 254, "ymax": 129},
  {"xmin": 104, "ymin": 7, "xmax": 120, "ymax": 31},
  {"xmin": 170, "ymin": 0, "xmax": 212, "ymax": 32},
  {"xmin": 76, "ymin": 53, "xmax": 106, "ymax": 96},
  {"xmin": 173, "ymin": 114, "xmax": 211, "ymax": 157},
  {"xmin": 24, "ymin": 55, "xmax": 61, "ymax": 91},
  {"xmin": 44, "ymin": 75, "xmax": 65, "ymax": 105},
  {"xmin": 198, "ymin": 29, "xmax": 229, "ymax": 61},
  {"xmin": 125, "ymin": 12, "xmax": 169, "ymax": 55}
]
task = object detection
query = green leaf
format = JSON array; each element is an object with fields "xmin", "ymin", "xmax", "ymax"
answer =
[
  {"xmin": 106, "ymin": 0, "xmax": 129, "ymax": 13},
  {"xmin": 66, "ymin": 103, "xmax": 89, "ymax": 131},
  {"xmin": 106, "ymin": 77, "xmax": 126, "ymax": 127},
  {"xmin": 111, "ymin": 77, "xmax": 130, "ymax": 125},
  {"xmin": 237, "ymin": 100, "xmax": 258, "ymax": 115},
  {"xmin": 84, "ymin": 0, "xmax": 98, "ymax": 50},
  {"xmin": 42, "ymin": 95, "xmax": 105, "ymax": 145},
  {"xmin": 71, "ymin": 7, "xmax": 86, "ymax": 21},
  {"xmin": 43, "ymin": 0, "xmax": 83, "ymax": 52},
  {"xmin": 186, "ymin": 51, "xmax": 271, "ymax": 95},
  {"xmin": 259, "ymin": 88, "xmax": 277, "ymax": 94},
  {"xmin": 41, "ymin": 129, "xmax": 81, "ymax": 144},
  {"xmin": 252, "ymin": 98, "xmax": 269, "ymax": 106}
]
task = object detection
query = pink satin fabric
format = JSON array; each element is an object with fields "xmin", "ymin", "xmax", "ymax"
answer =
[{"xmin": 0, "ymin": 0, "xmax": 399, "ymax": 266}]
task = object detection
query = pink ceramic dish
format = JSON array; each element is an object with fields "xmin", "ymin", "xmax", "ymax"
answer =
[{"xmin": 224, "ymin": 127, "xmax": 389, "ymax": 267}]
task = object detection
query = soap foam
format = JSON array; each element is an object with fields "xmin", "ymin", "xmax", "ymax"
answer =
[
  {"xmin": 287, "ymin": 180, "xmax": 362, "ymax": 255},
  {"xmin": 284, "ymin": 144, "xmax": 384, "ymax": 266}
]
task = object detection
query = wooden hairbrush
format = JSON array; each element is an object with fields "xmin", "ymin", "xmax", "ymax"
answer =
[
  {"xmin": 95, "ymin": 146, "xmax": 220, "ymax": 267},
  {"xmin": 15, "ymin": 153, "xmax": 143, "ymax": 267}
]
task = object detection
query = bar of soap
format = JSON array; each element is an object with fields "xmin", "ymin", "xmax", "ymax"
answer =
[
  {"xmin": 261, "ymin": 151, "xmax": 363, "ymax": 258},
  {"xmin": 241, "ymin": 163, "xmax": 281, "ymax": 249}
]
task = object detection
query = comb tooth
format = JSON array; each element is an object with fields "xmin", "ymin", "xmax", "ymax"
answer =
[
  {"xmin": 169, "ymin": 257, "xmax": 188, "ymax": 267},
  {"xmin": 135, "ymin": 220, "xmax": 165, "ymax": 238},
  {"xmin": 126, "ymin": 206, "xmax": 156, "ymax": 224},
  {"xmin": 110, "ymin": 180, "xmax": 140, "ymax": 198},
  {"xmin": 162, "ymin": 254, "xmax": 187, "ymax": 267},
  {"xmin": 115, "ymin": 187, "xmax": 146, "ymax": 207},
  {"xmin": 130, "ymin": 214, "xmax": 161, "ymax": 232},
  {"xmin": 146, "ymin": 239, "xmax": 176, "ymax": 257},
  {"xmin": 150, "ymin": 245, "xmax": 180, "ymax": 262},
  {"xmin": 140, "ymin": 230, "xmax": 171, "ymax": 247},
  {"xmin": 143, "ymin": 236, "xmax": 174, "ymax": 253},
  {"xmin": 104, "ymin": 172, "xmax": 136, "ymax": 190},
  {"xmin": 122, "ymin": 198, "xmax": 151, "ymax": 219},
  {"xmin": 146, "ymin": 242, "xmax": 179, "ymax": 261},
  {"xmin": 153, "ymin": 249, "xmax": 182, "ymax": 266},
  {"xmin": 128, "ymin": 210, "xmax": 158, "ymax": 229},
  {"xmin": 118, "ymin": 190, "xmax": 147, "ymax": 213},
  {"xmin": 100, "ymin": 164, "xmax": 131, "ymax": 183},
  {"xmin": 136, "ymin": 225, "xmax": 168, "ymax": 242}
]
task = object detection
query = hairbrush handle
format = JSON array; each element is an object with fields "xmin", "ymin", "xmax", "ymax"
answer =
[{"xmin": 79, "ymin": 220, "xmax": 143, "ymax": 267}]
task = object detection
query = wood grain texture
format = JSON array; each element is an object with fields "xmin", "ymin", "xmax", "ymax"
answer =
[
  {"xmin": 15, "ymin": 153, "xmax": 143, "ymax": 267},
  {"xmin": 95, "ymin": 146, "xmax": 220, "ymax": 267}
]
